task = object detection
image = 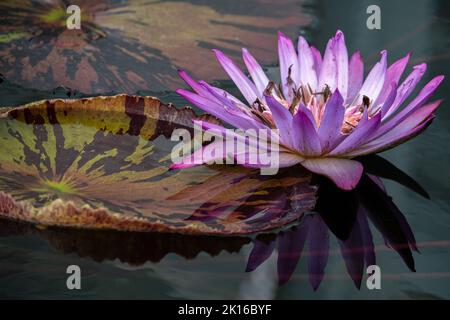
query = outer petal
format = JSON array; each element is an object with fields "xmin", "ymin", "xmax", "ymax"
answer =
[
  {"xmin": 358, "ymin": 50, "xmax": 387, "ymax": 103},
  {"xmin": 297, "ymin": 36, "xmax": 317, "ymax": 89},
  {"xmin": 178, "ymin": 69, "xmax": 212, "ymax": 98},
  {"xmin": 278, "ymin": 31, "xmax": 300, "ymax": 103},
  {"xmin": 213, "ymin": 49, "xmax": 259, "ymax": 105},
  {"xmin": 170, "ymin": 140, "xmax": 225, "ymax": 169},
  {"xmin": 176, "ymin": 89, "xmax": 265, "ymax": 130},
  {"xmin": 348, "ymin": 100, "xmax": 441, "ymax": 156},
  {"xmin": 192, "ymin": 120, "xmax": 261, "ymax": 149},
  {"xmin": 301, "ymin": 158, "xmax": 364, "ymax": 190},
  {"xmin": 199, "ymin": 82, "xmax": 246, "ymax": 113},
  {"xmin": 318, "ymin": 89, "xmax": 345, "ymax": 152},
  {"xmin": 373, "ymin": 52, "xmax": 411, "ymax": 107},
  {"xmin": 384, "ymin": 63, "xmax": 427, "ymax": 118},
  {"xmin": 277, "ymin": 152, "xmax": 304, "ymax": 167},
  {"xmin": 346, "ymin": 51, "xmax": 364, "ymax": 104},
  {"xmin": 179, "ymin": 70, "xmax": 247, "ymax": 110},
  {"xmin": 242, "ymin": 48, "xmax": 270, "ymax": 95},
  {"xmin": 374, "ymin": 75, "xmax": 444, "ymax": 138},
  {"xmin": 333, "ymin": 30, "xmax": 348, "ymax": 99}
]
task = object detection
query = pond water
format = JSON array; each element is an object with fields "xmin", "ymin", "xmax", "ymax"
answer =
[{"xmin": 0, "ymin": 0, "xmax": 449, "ymax": 299}]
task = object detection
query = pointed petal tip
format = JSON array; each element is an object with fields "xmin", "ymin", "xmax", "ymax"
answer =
[
  {"xmin": 175, "ymin": 88, "xmax": 186, "ymax": 95},
  {"xmin": 298, "ymin": 34, "xmax": 306, "ymax": 42},
  {"xmin": 211, "ymin": 48, "xmax": 224, "ymax": 58},
  {"xmin": 335, "ymin": 29, "xmax": 344, "ymax": 39},
  {"xmin": 277, "ymin": 30, "xmax": 287, "ymax": 38},
  {"xmin": 436, "ymin": 74, "xmax": 445, "ymax": 82},
  {"xmin": 332, "ymin": 87, "xmax": 343, "ymax": 98},
  {"xmin": 177, "ymin": 69, "xmax": 191, "ymax": 81},
  {"xmin": 169, "ymin": 162, "xmax": 197, "ymax": 170},
  {"xmin": 413, "ymin": 63, "xmax": 427, "ymax": 71}
]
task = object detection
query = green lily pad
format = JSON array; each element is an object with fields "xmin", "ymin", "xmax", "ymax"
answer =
[{"xmin": 0, "ymin": 95, "xmax": 317, "ymax": 235}]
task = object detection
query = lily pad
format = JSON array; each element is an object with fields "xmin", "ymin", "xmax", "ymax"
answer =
[
  {"xmin": 0, "ymin": 95, "xmax": 317, "ymax": 235},
  {"xmin": 0, "ymin": 0, "xmax": 312, "ymax": 93}
]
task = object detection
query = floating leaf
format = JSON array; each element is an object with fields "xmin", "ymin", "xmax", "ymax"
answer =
[
  {"xmin": 0, "ymin": 0, "xmax": 311, "ymax": 93},
  {"xmin": 0, "ymin": 95, "xmax": 317, "ymax": 235}
]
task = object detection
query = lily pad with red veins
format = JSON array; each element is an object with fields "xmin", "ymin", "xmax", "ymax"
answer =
[{"xmin": 0, "ymin": 95, "xmax": 317, "ymax": 235}]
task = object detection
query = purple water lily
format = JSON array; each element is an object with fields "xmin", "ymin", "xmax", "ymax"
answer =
[{"xmin": 173, "ymin": 30, "xmax": 444, "ymax": 190}]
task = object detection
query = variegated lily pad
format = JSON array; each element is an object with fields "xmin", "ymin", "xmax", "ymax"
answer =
[
  {"xmin": 0, "ymin": 95, "xmax": 317, "ymax": 235},
  {"xmin": 0, "ymin": 0, "xmax": 311, "ymax": 93}
]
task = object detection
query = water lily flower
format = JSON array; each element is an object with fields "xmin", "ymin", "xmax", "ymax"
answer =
[{"xmin": 173, "ymin": 30, "xmax": 444, "ymax": 190}]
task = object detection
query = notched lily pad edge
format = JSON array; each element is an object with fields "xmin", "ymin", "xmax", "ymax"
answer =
[{"xmin": 0, "ymin": 191, "xmax": 316, "ymax": 236}]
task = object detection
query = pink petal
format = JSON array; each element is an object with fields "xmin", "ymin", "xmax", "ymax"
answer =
[
  {"xmin": 318, "ymin": 38, "xmax": 337, "ymax": 92},
  {"xmin": 170, "ymin": 140, "xmax": 225, "ymax": 169},
  {"xmin": 240, "ymin": 152, "xmax": 303, "ymax": 169},
  {"xmin": 278, "ymin": 31, "xmax": 300, "ymax": 102},
  {"xmin": 278, "ymin": 152, "xmax": 303, "ymax": 167},
  {"xmin": 213, "ymin": 49, "xmax": 259, "ymax": 105},
  {"xmin": 358, "ymin": 50, "xmax": 387, "ymax": 103},
  {"xmin": 199, "ymin": 81, "xmax": 246, "ymax": 113},
  {"xmin": 292, "ymin": 105, "xmax": 322, "ymax": 155},
  {"xmin": 384, "ymin": 63, "xmax": 427, "ymax": 118},
  {"xmin": 318, "ymin": 89, "xmax": 345, "ymax": 152},
  {"xmin": 301, "ymin": 158, "xmax": 364, "ymax": 190},
  {"xmin": 349, "ymin": 100, "xmax": 441, "ymax": 156},
  {"xmin": 242, "ymin": 48, "xmax": 269, "ymax": 95},
  {"xmin": 346, "ymin": 51, "xmax": 364, "ymax": 104},
  {"xmin": 176, "ymin": 89, "xmax": 264, "ymax": 130},
  {"xmin": 265, "ymin": 95, "xmax": 294, "ymax": 148},
  {"xmin": 178, "ymin": 69, "xmax": 211, "ymax": 98},
  {"xmin": 373, "ymin": 75, "xmax": 444, "ymax": 138},
  {"xmin": 310, "ymin": 46, "xmax": 323, "ymax": 76},
  {"xmin": 379, "ymin": 82, "xmax": 397, "ymax": 118},
  {"xmin": 297, "ymin": 36, "xmax": 318, "ymax": 89},
  {"xmin": 333, "ymin": 30, "xmax": 349, "ymax": 99},
  {"xmin": 373, "ymin": 52, "xmax": 411, "ymax": 107},
  {"xmin": 330, "ymin": 109, "xmax": 381, "ymax": 155},
  {"xmin": 193, "ymin": 120, "xmax": 278, "ymax": 151}
]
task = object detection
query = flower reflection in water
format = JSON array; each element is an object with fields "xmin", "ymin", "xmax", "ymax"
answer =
[
  {"xmin": 0, "ymin": 155, "xmax": 425, "ymax": 291},
  {"xmin": 247, "ymin": 163, "xmax": 420, "ymax": 289}
]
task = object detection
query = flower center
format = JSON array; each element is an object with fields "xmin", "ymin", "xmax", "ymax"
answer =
[{"xmin": 249, "ymin": 81, "xmax": 371, "ymax": 135}]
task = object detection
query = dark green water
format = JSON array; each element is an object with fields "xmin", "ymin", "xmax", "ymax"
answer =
[{"xmin": 0, "ymin": 0, "xmax": 449, "ymax": 299}]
